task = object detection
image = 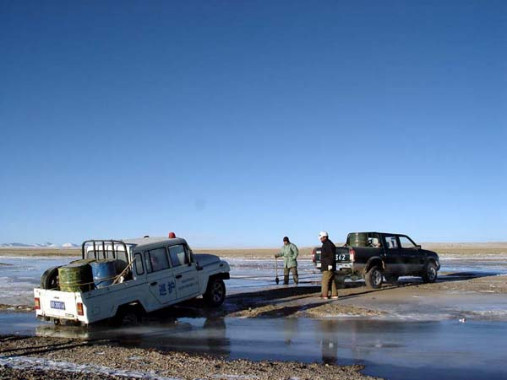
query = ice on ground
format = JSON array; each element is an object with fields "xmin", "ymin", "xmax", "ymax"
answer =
[
  {"xmin": 2, "ymin": 254, "xmax": 507, "ymax": 306},
  {"xmin": 0, "ymin": 256, "xmax": 78, "ymax": 306},
  {"xmin": 0, "ymin": 356, "xmax": 181, "ymax": 380}
]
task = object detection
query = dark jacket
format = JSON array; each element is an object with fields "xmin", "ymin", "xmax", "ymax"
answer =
[{"xmin": 320, "ymin": 238, "xmax": 336, "ymax": 271}]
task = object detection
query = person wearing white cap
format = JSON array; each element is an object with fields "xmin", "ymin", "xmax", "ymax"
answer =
[{"xmin": 319, "ymin": 231, "xmax": 338, "ymax": 299}]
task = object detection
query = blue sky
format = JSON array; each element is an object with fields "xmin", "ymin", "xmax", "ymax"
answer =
[{"xmin": 1, "ymin": 1, "xmax": 505, "ymax": 247}]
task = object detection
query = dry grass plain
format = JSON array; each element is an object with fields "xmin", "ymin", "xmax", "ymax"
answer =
[
  {"xmin": 0, "ymin": 248, "xmax": 79, "ymax": 257},
  {"xmin": 1, "ymin": 242, "xmax": 506, "ymax": 259},
  {"xmin": 197, "ymin": 242, "xmax": 507, "ymax": 259}
]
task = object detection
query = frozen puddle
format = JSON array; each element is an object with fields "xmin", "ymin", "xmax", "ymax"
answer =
[{"xmin": 1, "ymin": 313, "xmax": 507, "ymax": 380}]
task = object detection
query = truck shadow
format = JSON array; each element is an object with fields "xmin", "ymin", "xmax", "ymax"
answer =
[
  {"xmin": 33, "ymin": 317, "xmax": 231, "ymax": 356},
  {"xmin": 337, "ymin": 271, "xmax": 499, "ymax": 300},
  {"xmin": 161, "ymin": 285, "xmax": 325, "ymax": 319}
]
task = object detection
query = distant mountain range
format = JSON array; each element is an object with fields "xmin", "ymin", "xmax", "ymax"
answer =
[{"xmin": 0, "ymin": 242, "xmax": 79, "ymax": 248}]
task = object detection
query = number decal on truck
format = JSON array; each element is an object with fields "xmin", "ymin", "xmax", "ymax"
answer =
[{"xmin": 50, "ymin": 300, "xmax": 65, "ymax": 310}]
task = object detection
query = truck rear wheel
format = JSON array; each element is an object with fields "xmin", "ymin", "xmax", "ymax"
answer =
[
  {"xmin": 365, "ymin": 267, "xmax": 383, "ymax": 289},
  {"xmin": 204, "ymin": 278, "xmax": 226, "ymax": 307},
  {"xmin": 422, "ymin": 262, "xmax": 438, "ymax": 283},
  {"xmin": 111, "ymin": 305, "xmax": 143, "ymax": 326}
]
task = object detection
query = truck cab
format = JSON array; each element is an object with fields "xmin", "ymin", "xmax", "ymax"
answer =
[{"xmin": 128, "ymin": 237, "xmax": 202, "ymax": 308}]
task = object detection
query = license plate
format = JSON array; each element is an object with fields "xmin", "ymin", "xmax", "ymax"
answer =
[{"xmin": 50, "ymin": 300, "xmax": 65, "ymax": 310}]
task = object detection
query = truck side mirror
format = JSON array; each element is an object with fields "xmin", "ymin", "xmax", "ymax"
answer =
[{"xmin": 416, "ymin": 245, "xmax": 421, "ymax": 249}]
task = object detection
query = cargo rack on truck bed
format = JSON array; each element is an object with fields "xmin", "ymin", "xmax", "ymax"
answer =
[{"xmin": 81, "ymin": 240, "xmax": 132, "ymax": 264}]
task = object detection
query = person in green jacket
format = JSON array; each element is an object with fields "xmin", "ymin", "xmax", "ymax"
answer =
[{"xmin": 274, "ymin": 236, "xmax": 299, "ymax": 285}]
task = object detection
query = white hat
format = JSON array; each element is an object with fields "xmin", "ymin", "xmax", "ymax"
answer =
[{"xmin": 319, "ymin": 231, "xmax": 328, "ymax": 238}]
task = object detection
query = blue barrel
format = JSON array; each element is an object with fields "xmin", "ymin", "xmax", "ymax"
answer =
[{"xmin": 90, "ymin": 260, "xmax": 117, "ymax": 288}]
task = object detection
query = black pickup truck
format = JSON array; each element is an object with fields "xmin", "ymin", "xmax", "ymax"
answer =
[{"xmin": 312, "ymin": 232, "xmax": 440, "ymax": 289}]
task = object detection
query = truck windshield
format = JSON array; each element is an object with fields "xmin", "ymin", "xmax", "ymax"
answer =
[{"xmin": 399, "ymin": 236, "xmax": 417, "ymax": 248}]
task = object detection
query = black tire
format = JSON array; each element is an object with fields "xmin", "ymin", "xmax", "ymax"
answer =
[
  {"xmin": 335, "ymin": 274, "xmax": 346, "ymax": 289},
  {"xmin": 111, "ymin": 305, "xmax": 142, "ymax": 326},
  {"xmin": 41, "ymin": 266, "xmax": 60, "ymax": 290},
  {"xmin": 385, "ymin": 274, "xmax": 399, "ymax": 284},
  {"xmin": 203, "ymin": 278, "xmax": 226, "ymax": 307},
  {"xmin": 365, "ymin": 267, "xmax": 383, "ymax": 289},
  {"xmin": 422, "ymin": 262, "xmax": 438, "ymax": 283}
]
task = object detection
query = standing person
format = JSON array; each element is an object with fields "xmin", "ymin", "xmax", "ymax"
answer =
[
  {"xmin": 319, "ymin": 231, "xmax": 338, "ymax": 299},
  {"xmin": 274, "ymin": 236, "xmax": 299, "ymax": 285}
]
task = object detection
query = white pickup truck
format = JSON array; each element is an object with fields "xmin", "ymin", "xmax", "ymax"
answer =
[{"xmin": 34, "ymin": 236, "xmax": 231, "ymax": 326}]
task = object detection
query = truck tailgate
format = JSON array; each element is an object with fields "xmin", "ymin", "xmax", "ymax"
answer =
[
  {"xmin": 335, "ymin": 247, "xmax": 352, "ymax": 269},
  {"xmin": 34, "ymin": 288, "xmax": 84, "ymax": 322},
  {"xmin": 313, "ymin": 246, "xmax": 352, "ymax": 269}
]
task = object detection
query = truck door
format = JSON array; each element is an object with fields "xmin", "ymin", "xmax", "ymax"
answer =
[
  {"xmin": 144, "ymin": 247, "xmax": 178, "ymax": 306},
  {"xmin": 398, "ymin": 235, "xmax": 424, "ymax": 273},
  {"xmin": 382, "ymin": 235, "xmax": 406, "ymax": 275},
  {"xmin": 168, "ymin": 244, "xmax": 200, "ymax": 300}
]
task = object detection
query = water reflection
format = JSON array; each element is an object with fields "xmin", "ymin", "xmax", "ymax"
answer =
[
  {"xmin": 36, "ymin": 316, "xmax": 230, "ymax": 356},
  {"xmin": 3, "ymin": 312, "xmax": 507, "ymax": 380},
  {"xmin": 318, "ymin": 320, "xmax": 338, "ymax": 365},
  {"xmin": 282, "ymin": 318, "xmax": 297, "ymax": 345}
]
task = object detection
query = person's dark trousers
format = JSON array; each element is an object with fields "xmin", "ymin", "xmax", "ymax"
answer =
[
  {"xmin": 321, "ymin": 270, "xmax": 338, "ymax": 297},
  {"xmin": 283, "ymin": 267, "xmax": 299, "ymax": 285}
]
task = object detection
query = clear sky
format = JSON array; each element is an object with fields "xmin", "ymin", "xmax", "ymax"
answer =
[{"xmin": 1, "ymin": 0, "xmax": 505, "ymax": 247}]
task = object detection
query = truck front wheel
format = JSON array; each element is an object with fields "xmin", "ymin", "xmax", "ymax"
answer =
[
  {"xmin": 204, "ymin": 278, "xmax": 226, "ymax": 307},
  {"xmin": 365, "ymin": 267, "xmax": 383, "ymax": 289},
  {"xmin": 422, "ymin": 262, "xmax": 438, "ymax": 283}
]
